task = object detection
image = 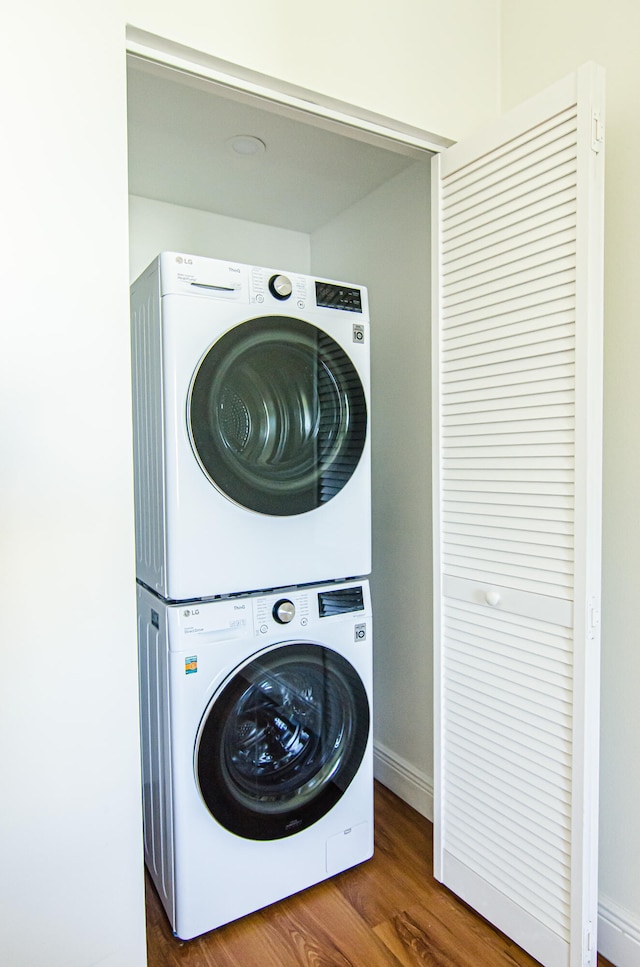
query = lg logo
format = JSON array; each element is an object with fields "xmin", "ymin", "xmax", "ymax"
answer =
[
  {"xmin": 183, "ymin": 608, "xmax": 200, "ymax": 617},
  {"xmin": 176, "ymin": 256, "xmax": 193, "ymax": 265}
]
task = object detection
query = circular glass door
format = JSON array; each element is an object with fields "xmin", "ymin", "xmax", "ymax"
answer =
[
  {"xmin": 195, "ymin": 643, "xmax": 370, "ymax": 840},
  {"xmin": 188, "ymin": 316, "xmax": 367, "ymax": 516}
]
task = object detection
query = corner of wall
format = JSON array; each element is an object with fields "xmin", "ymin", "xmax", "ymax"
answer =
[
  {"xmin": 374, "ymin": 741, "xmax": 434, "ymax": 822},
  {"xmin": 598, "ymin": 895, "xmax": 640, "ymax": 967}
]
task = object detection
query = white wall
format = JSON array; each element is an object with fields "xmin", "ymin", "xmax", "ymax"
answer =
[
  {"xmin": 125, "ymin": 0, "xmax": 501, "ymax": 143},
  {"xmin": 311, "ymin": 161, "xmax": 433, "ymax": 818},
  {"xmin": 0, "ymin": 3, "xmax": 500, "ymax": 965},
  {"xmin": 0, "ymin": 3, "xmax": 146, "ymax": 967},
  {"xmin": 500, "ymin": 3, "xmax": 640, "ymax": 964},
  {"xmin": 128, "ymin": 196, "xmax": 311, "ymax": 281}
]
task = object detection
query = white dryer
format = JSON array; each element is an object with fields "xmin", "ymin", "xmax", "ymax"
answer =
[
  {"xmin": 131, "ymin": 253, "xmax": 371, "ymax": 600},
  {"xmin": 137, "ymin": 579, "xmax": 373, "ymax": 941}
]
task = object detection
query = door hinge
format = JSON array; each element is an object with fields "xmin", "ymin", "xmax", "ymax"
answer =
[{"xmin": 592, "ymin": 110, "xmax": 604, "ymax": 152}]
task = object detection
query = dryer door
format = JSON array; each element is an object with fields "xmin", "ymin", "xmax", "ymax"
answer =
[
  {"xmin": 195, "ymin": 643, "xmax": 370, "ymax": 840},
  {"xmin": 187, "ymin": 316, "xmax": 367, "ymax": 515}
]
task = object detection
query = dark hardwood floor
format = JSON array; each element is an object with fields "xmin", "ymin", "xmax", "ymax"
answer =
[{"xmin": 145, "ymin": 782, "xmax": 614, "ymax": 967}]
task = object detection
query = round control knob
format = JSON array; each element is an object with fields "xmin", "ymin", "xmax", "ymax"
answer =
[
  {"xmin": 273, "ymin": 599, "xmax": 296, "ymax": 624},
  {"xmin": 268, "ymin": 274, "xmax": 293, "ymax": 300}
]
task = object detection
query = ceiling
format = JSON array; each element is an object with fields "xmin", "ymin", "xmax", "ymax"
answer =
[{"xmin": 126, "ymin": 57, "xmax": 422, "ymax": 234}]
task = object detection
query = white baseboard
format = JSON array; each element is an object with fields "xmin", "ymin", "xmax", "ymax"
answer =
[
  {"xmin": 598, "ymin": 894, "xmax": 640, "ymax": 966},
  {"xmin": 373, "ymin": 741, "xmax": 433, "ymax": 821}
]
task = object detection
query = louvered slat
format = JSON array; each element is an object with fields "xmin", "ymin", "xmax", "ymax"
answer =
[
  {"xmin": 443, "ymin": 600, "xmax": 574, "ymax": 941},
  {"xmin": 440, "ymin": 137, "xmax": 576, "ymax": 593},
  {"xmin": 433, "ymin": 64, "xmax": 605, "ymax": 967}
]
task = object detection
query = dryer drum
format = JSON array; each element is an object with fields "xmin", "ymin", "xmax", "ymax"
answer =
[
  {"xmin": 195, "ymin": 643, "xmax": 370, "ymax": 840},
  {"xmin": 188, "ymin": 316, "xmax": 367, "ymax": 516}
]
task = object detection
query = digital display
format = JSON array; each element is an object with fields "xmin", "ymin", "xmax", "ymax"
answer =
[
  {"xmin": 315, "ymin": 281, "xmax": 363, "ymax": 313},
  {"xmin": 318, "ymin": 586, "xmax": 365, "ymax": 617}
]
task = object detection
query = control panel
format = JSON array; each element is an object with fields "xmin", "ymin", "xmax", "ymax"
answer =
[
  {"xmin": 173, "ymin": 583, "xmax": 368, "ymax": 644},
  {"xmin": 254, "ymin": 589, "xmax": 312, "ymax": 636},
  {"xmin": 250, "ymin": 266, "xmax": 309, "ymax": 309},
  {"xmin": 157, "ymin": 255, "xmax": 367, "ymax": 318}
]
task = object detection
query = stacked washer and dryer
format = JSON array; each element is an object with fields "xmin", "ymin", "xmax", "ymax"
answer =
[{"xmin": 130, "ymin": 252, "xmax": 373, "ymax": 941}]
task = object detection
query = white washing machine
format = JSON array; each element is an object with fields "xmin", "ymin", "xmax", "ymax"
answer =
[
  {"xmin": 137, "ymin": 578, "xmax": 373, "ymax": 941},
  {"xmin": 131, "ymin": 253, "xmax": 371, "ymax": 601}
]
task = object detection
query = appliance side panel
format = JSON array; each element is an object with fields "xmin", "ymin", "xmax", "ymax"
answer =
[
  {"xmin": 137, "ymin": 589, "xmax": 175, "ymax": 926},
  {"xmin": 131, "ymin": 260, "xmax": 166, "ymax": 593}
]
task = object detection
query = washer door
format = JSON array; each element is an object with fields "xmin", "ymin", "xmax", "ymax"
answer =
[
  {"xmin": 188, "ymin": 316, "xmax": 367, "ymax": 516},
  {"xmin": 195, "ymin": 643, "xmax": 370, "ymax": 840}
]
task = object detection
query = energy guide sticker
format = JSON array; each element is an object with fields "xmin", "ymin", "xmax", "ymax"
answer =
[{"xmin": 185, "ymin": 656, "xmax": 198, "ymax": 675}]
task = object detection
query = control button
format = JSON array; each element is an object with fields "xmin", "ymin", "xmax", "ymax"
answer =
[
  {"xmin": 273, "ymin": 599, "xmax": 295, "ymax": 624},
  {"xmin": 260, "ymin": 624, "xmax": 269, "ymax": 634},
  {"xmin": 268, "ymin": 274, "xmax": 293, "ymax": 300},
  {"xmin": 297, "ymin": 299, "xmax": 305, "ymax": 309},
  {"xmin": 255, "ymin": 293, "xmax": 264, "ymax": 303},
  {"xmin": 300, "ymin": 617, "xmax": 308, "ymax": 627}
]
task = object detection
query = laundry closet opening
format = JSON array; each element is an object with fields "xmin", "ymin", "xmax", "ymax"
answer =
[{"xmin": 126, "ymin": 50, "xmax": 435, "ymax": 819}]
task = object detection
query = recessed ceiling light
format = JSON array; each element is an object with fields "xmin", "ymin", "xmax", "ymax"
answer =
[{"xmin": 227, "ymin": 135, "xmax": 266, "ymax": 157}]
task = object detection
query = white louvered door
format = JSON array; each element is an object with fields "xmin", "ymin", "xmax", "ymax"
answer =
[{"xmin": 432, "ymin": 64, "xmax": 604, "ymax": 967}]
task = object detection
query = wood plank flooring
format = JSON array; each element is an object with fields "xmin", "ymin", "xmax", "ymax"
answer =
[{"xmin": 145, "ymin": 782, "xmax": 614, "ymax": 967}]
